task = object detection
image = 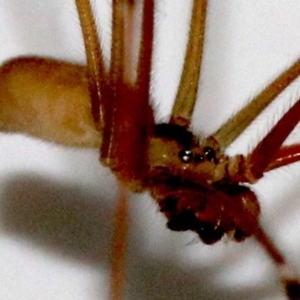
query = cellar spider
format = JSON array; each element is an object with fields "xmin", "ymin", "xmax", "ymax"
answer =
[{"xmin": 1, "ymin": 2, "xmax": 297, "ymax": 299}]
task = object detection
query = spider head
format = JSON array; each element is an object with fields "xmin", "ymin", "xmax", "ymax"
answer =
[
  {"xmin": 148, "ymin": 123, "xmax": 222, "ymax": 183},
  {"xmin": 146, "ymin": 124, "xmax": 260, "ymax": 244}
]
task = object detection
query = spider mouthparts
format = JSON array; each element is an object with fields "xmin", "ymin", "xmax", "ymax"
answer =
[
  {"xmin": 233, "ymin": 228, "xmax": 249, "ymax": 242},
  {"xmin": 163, "ymin": 201, "xmax": 225, "ymax": 245},
  {"xmin": 166, "ymin": 214, "xmax": 224, "ymax": 244},
  {"xmin": 195, "ymin": 222, "xmax": 224, "ymax": 245}
]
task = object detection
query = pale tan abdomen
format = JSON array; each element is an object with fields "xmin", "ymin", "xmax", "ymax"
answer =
[{"xmin": 0, "ymin": 57, "xmax": 101, "ymax": 148}]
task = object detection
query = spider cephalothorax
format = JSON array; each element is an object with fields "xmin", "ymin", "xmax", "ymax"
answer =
[{"xmin": 146, "ymin": 123, "xmax": 260, "ymax": 244}]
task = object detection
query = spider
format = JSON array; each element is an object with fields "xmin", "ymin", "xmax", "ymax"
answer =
[{"xmin": 1, "ymin": 1, "xmax": 300, "ymax": 300}]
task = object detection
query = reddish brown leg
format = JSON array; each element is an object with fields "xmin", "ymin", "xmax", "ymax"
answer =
[
  {"xmin": 110, "ymin": 184, "xmax": 129, "ymax": 300},
  {"xmin": 246, "ymin": 98, "xmax": 300, "ymax": 178},
  {"xmin": 238, "ymin": 97, "xmax": 300, "ymax": 297},
  {"xmin": 77, "ymin": 0, "xmax": 155, "ymax": 297},
  {"xmin": 254, "ymin": 227, "xmax": 300, "ymax": 299},
  {"xmin": 266, "ymin": 144, "xmax": 300, "ymax": 171},
  {"xmin": 76, "ymin": 1, "xmax": 154, "ymax": 299},
  {"xmin": 100, "ymin": 0, "xmax": 154, "ymax": 187},
  {"xmin": 106, "ymin": 2, "xmax": 155, "ymax": 298}
]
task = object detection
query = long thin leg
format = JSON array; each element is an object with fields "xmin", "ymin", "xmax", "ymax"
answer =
[
  {"xmin": 212, "ymin": 58, "xmax": 300, "ymax": 149},
  {"xmin": 254, "ymin": 227, "xmax": 300, "ymax": 299},
  {"xmin": 101, "ymin": 0, "xmax": 155, "ymax": 186},
  {"xmin": 266, "ymin": 144, "xmax": 300, "ymax": 171},
  {"xmin": 105, "ymin": 2, "xmax": 154, "ymax": 298},
  {"xmin": 110, "ymin": 184, "xmax": 129, "ymax": 300},
  {"xmin": 76, "ymin": 3, "xmax": 130, "ymax": 300},
  {"xmin": 232, "ymin": 190, "xmax": 300, "ymax": 299},
  {"xmin": 75, "ymin": 0, "xmax": 106, "ymax": 128},
  {"xmin": 170, "ymin": 0, "xmax": 207, "ymax": 128},
  {"xmin": 246, "ymin": 98, "xmax": 300, "ymax": 178},
  {"xmin": 136, "ymin": 0, "xmax": 155, "ymax": 102},
  {"xmin": 100, "ymin": 0, "xmax": 126, "ymax": 167}
]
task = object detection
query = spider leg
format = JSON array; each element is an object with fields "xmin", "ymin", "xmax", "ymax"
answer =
[
  {"xmin": 245, "ymin": 98, "xmax": 300, "ymax": 178},
  {"xmin": 231, "ymin": 189, "xmax": 300, "ymax": 299},
  {"xmin": 110, "ymin": 183, "xmax": 129, "ymax": 300},
  {"xmin": 266, "ymin": 144, "xmax": 300, "ymax": 171},
  {"xmin": 77, "ymin": 2, "xmax": 154, "ymax": 300},
  {"xmin": 105, "ymin": 2, "xmax": 155, "ymax": 299},
  {"xmin": 100, "ymin": 0, "xmax": 154, "ymax": 187},
  {"xmin": 212, "ymin": 58, "xmax": 300, "ymax": 150},
  {"xmin": 75, "ymin": 0, "xmax": 107, "ymax": 128},
  {"xmin": 169, "ymin": 0, "xmax": 207, "ymax": 128},
  {"xmin": 76, "ymin": 3, "xmax": 129, "ymax": 300},
  {"xmin": 254, "ymin": 226, "xmax": 300, "ymax": 300}
]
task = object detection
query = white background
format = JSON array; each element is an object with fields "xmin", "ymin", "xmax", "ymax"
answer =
[{"xmin": 0, "ymin": 1, "xmax": 300, "ymax": 299}]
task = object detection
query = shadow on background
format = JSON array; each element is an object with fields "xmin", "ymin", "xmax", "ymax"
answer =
[
  {"xmin": 1, "ymin": 173, "xmax": 116, "ymax": 264},
  {"xmin": 0, "ymin": 173, "xmax": 282, "ymax": 300}
]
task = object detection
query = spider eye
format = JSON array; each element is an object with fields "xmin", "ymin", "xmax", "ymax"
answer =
[
  {"xmin": 178, "ymin": 149, "xmax": 193, "ymax": 163},
  {"xmin": 194, "ymin": 154, "xmax": 205, "ymax": 163},
  {"xmin": 204, "ymin": 147, "xmax": 216, "ymax": 162}
]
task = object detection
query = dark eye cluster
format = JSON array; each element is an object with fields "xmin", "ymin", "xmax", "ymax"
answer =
[{"xmin": 178, "ymin": 147, "xmax": 216, "ymax": 164}]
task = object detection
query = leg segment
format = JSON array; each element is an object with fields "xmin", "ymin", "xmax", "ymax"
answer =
[
  {"xmin": 212, "ymin": 58, "xmax": 300, "ymax": 149},
  {"xmin": 231, "ymin": 190, "xmax": 300, "ymax": 299},
  {"xmin": 266, "ymin": 144, "xmax": 300, "ymax": 171},
  {"xmin": 110, "ymin": 184, "xmax": 129, "ymax": 300},
  {"xmin": 102, "ymin": 2, "xmax": 155, "ymax": 299},
  {"xmin": 101, "ymin": 0, "xmax": 155, "ymax": 187},
  {"xmin": 246, "ymin": 98, "xmax": 300, "ymax": 177},
  {"xmin": 170, "ymin": 0, "xmax": 208, "ymax": 128},
  {"xmin": 254, "ymin": 227, "xmax": 300, "ymax": 300},
  {"xmin": 75, "ymin": 0, "xmax": 106, "ymax": 127}
]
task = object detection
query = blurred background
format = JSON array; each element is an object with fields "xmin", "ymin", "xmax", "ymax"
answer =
[{"xmin": 0, "ymin": 1, "xmax": 300, "ymax": 299}]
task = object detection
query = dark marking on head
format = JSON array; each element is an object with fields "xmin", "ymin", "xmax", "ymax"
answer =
[{"xmin": 153, "ymin": 123, "xmax": 195, "ymax": 147}]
